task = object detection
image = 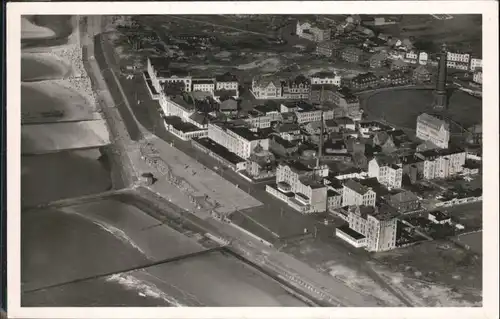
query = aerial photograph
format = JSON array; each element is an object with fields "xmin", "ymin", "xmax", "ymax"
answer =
[{"xmin": 20, "ymin": 13, "xmax": 482, "ymax": 307}]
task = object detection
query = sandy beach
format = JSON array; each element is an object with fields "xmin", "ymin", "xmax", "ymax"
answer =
[{"xmin": 21, "ymin": 53, "xmax": 72, "ymax": 81}]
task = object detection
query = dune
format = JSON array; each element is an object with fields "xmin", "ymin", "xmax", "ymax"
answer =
[
  {"xmin": 21, "ymin": 16, "xmax": 56, "ymax": 40},
  {"xmin": 21, "ymin": 120, "xmax": 111, "ymax": 155}
]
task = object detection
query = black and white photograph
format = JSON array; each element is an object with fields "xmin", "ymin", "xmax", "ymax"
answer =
[{"xmin": 6, "ymin": 1, "xmax": 499, "ymax": 318}]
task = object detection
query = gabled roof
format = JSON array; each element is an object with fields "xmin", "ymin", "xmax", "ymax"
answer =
[{"xmin": 417, "ymin": 113, "xmax": 449, "ymax": 131}]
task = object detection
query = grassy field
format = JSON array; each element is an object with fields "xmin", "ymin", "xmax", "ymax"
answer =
[{"xmin": 456, "ymin": 231, "xmax": 482, "ymax": 255}]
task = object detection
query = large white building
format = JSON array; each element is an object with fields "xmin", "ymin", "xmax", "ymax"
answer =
[
  {"xmin": 368, "ymin": 157, "xmax": 403, "ymax": 189},
  {"xmin": 418, "ymin": 51, "xmax": 429, "ymax": 65},
  {"xmin": 215, "ymin": 72, "xmax": 239, "ymax": 98},
  {"xmin": 342, "ymin": 179, "xmax": 376, "ymax": 207},
  {"xmin": 275, "ymin": 161, "xmax": 329, "ymax": 213},
  {"xmin": 347, "ymin": 205, "xmax": 398, "ymax": 252},
  {"xmin": 416, "ymin": 148, "xmax": 466, "ymax": 180},
  {"xmin": 296, "ymin": 21, "xmax": 332, "ymax": 43},
  {"xmin": 251, "ymin": 76, "xmax": 283, "ymax": 99},
  {"xmin": 447, "ymin": 52, "xmax": 471, "ymax": 71},
  {"xmin": 207, "ymin": 123, "xmax": 269, "ymax": 160},
  {"xmin": 310, "ymin": 72, "xmax": 342, "ymax": 87},
  {"xmin": 416, "ymin": 113, "xmax": 450, "ymax": 149},
  {"xmin": 469, "ymin": 58, "xmax": 482, "ymax": 72},
  {"xmin": 473, "ymin": 69, "xmax": 482, "ymax": 84},
  {"xmin": 147, "ymin": 57, "xmax": 193, "ymax": 93}
]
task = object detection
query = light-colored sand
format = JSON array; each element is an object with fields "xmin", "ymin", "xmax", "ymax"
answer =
[
  {"xmin": 21, "ymin": 81, "xmax": 99, "ymax": 124},
  {"xmin": 327, "ymin": 262, "xmax": 405, "ymax": 306},
  {"xmin": 21, "ymin": 120, "xmax": 111, "ymax": 154},
  {"xmin": 369, "ymin": 262, "xmax": 482, "ymax": 307},
  {"xmin": 21, "ymin": 17, "xmax": 56, "ymax": 40},
  {"xmin": 141, "ymin": 137, "xmax": 263, "ymax": 215},
  {"xmin": 64, "ymin": 199, "xmax": 207, "ymax": 261}
]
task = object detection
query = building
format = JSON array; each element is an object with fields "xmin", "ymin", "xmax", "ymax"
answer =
[
  {"xmin": 469, "ymin": 57, "xmax": 482, "ymax": 71},
  {"xmin": 316, "ymin": 40, "xmax": 340, "ymax": 57},
  {"xmin": 244, "ymin": 110, "xmax": 272, "ymax": 129},
  {"xmin": 192, "ymin": 78, "xmax": 215, "ymax": 92},
  {"xmin": 404, "ymin": 50, "xmax": 419, "ymax": 64},
  {"xmin": 275, "ymin": 161, "xmax": 329, "ymax": 213},
  {"xmin": 473, "ymin": 69, "xmax": 482, "ymax": 84},
  {"xmin": 385, "ymin": 70, "xmax": 410, "ymax": 86},
  {"xmin": 447, "ymin": 51, "xmax": 470, "ymax": 70},
  {"xmin": 274, "ymin": 123, "xmax": 302, "ymax": 141},
  {"xmin": 207, "ymin": 123, "xmax": 269, "ymax": 160},
  {"xmin": 368, "ymin": 156, "xmax": 403, "ymax": 189},
  {"xmin": 219, "ymin": 98, "xmax": 238, "ymax": 114},
  {"xmin": 369, "ymin": 51, "xmax": 389, "ymax": 68},
  {"xmin": 163, "ymin": 116, "xmax": 208, "ymax": 141},
  {"xmin": 418, "ymin": 51, "xmax": 429, "ymax": 65},
  {"xmin": 251, "ymin": 76, "xmax": 282, "ymax": 99},
  {"xmin": 159, "ymin": 93, "xmax": 196, "ymax": 120},
  {"xmin": 413, "ymin": 65, "xmax": 432, "ymax": 83},
  {"xmin": 148, "ymin": 58, "xmax": 193, "ymax": 93},
  {"xmin": 246, "ymin": 151, "xmax": 276, "ymax": 179},
  {"xmin": 310, "ymin": 71, "xmax": 342, "ymax": 86},
  {"xmin": 296, "ymin": 20, "xmax": 332, "ymax": 42},
  {"xmin": 416, "ymin": 113, "xmax": 450, "ymax": 149},
  {"xmin": 390, "ymin": 59, "xmax": 409, "ymax": 72},
  {"xmin": 347, "ymin": 72, "xmax": 379, "ymax": 91},
  {"xmin": 341, "ymin": 46, "xmax": 365, "ymax": 63},
  {"xmin": 282, "ymin": 75, "xmax": 311, "ymax": 99},
  {"xmin": 416, "ymin": 148, "xmax": 466, "ymax": 180},
  {"xmin": 347, "ymin": 204, "xmax": 398, "ymax": 252},
  {"xmin": 342, "ymin": 179, "xmax": 376, "ymax": 207},
  {"xmin": 269, "ymin": 135, "xmax": 299, "ymax": 157},
  {"xmin": 335, "ymin": 224, "xmax": 366, "ymax": 248},
  {"xmin": 282, "ymin": 101, "xmax": 322, "ymax": 124},
  {"xmin": 215, "ymin": 72, "xmax": 239, "ymax": 98},
  {"xmin": 383, "ymin": 190, "xmax": 420, "ymax": 213},
  {"xmin": 428, "ymin": 211, "xmax": 451, "ymax": 224}
]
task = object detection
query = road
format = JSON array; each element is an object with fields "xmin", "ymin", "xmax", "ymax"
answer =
[{"xmin": 92, "ymin": 17, "xmax": 418, "ymax": 306}]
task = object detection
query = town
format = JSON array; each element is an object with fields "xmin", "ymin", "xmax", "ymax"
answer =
[{"xmin": 19, "ymin": 13, "xmax": 484, "ymax": 308}]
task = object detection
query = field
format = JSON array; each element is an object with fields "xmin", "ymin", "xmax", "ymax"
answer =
[
  {"xmin": 21, "ymin": 149, "xmax": 112, "ymax": 206},
  {"xmin": 374, "ymin": 14, "xmax": 482, "ymax": 56},
  {"xmin": 362, "ymin": 88, "xmax": 482, "ymax": 132}
]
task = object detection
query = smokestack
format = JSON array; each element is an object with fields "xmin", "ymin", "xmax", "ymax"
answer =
[
  {"xmin": 316, "ymin": 110, "xmax": 324, "ymax": 169},
  {"xmin": 433, "ymin": 43, "xmax": 448, "ymax": 110}
]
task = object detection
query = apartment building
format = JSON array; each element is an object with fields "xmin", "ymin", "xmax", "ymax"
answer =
[
  {"xmin": 347, "ymin": 72, "xmax": 379, "ymax": 91},
  {"xmin": 416, "ymin": 148, "xmax": 466, "ymax": 180},
  {"xmin": 404, "ymin": 50, "xmax": 419, "ymax": 64},
  {"xmin": 274, "ymin": 123, "xmax": 302, "ymax": 141},
  {"xmin": 383, "ymin": 190, "xmax": 420, "ymax": 213},
  {"xmin": 296, "ymin": 20, "xmax": 332, "ymax": 43},
  {"xmin": 347, "ymin": 205, "xmax": 398, "ymax": 252},
  {"xmin": 327, "ymin": 189, "xmax": 343, "ymax": 211},
  {"xmin": 447, "ymin": 52, "xmax": 471, "ymax": 71},
  {"xmin": 243, "ymin": 111, "xmax": 272, "ymax": 129},
  {"xmin": 207, "ymin": 123, "xmax": 269, "ymax": 160},
  {"xmin": 368, "ymin": 156, "xmax": 403, "ymax": 189},
  {"xmin": 310, "ymin": 72, "xmax": 342, "ymax": 87},
  {"xmin": 469, "ymin": 58, "xmax": 482, "ymax": 72},
  {"xmin": 192, "ymin": 78, "xmax": 215, "ymax": 92},
  {"xmin": 473, "ymin": 69, "xmax": 482, "ymax": 84},
  {"xmin": 275, "ymin": 161, "xmax": 329, "ymax": 213},
  {"xmin": 215, "ymin": 72, "xmax": 239, "ymax": 97},
  {"xmin": 416, "ymin": 113, "xmax": 450, "ymax": 149},
  {"xmin": 316, "ymin": 40, "xmax": 340, "ymax": 57},
  {"xmin": 385, "ymin": 70, "xmax": 410, "ymax": 86},
  {"xmin": 418, "ymin": 51, "xmax": 429, "ymax": 65},
  {"xmin": 282, "ymin": 75, "xmax": 311, "ymax": 99},
  {"xmin": 148, "ymin": 60, "xmax": 193, "ymax": 94},
  {"xmin": 341, "ymin": 46, "xmax": 365, "ymax": 63},
  {"xmin": 251, "ymin": 76, "xmax": 283, "ymax": 99},
  {"xmin": 254, "ymin": 104, "xmax": 283, "ymax": 122},
  {"xmin": 159, "ymin": 93, "xmax": 195, "ymax": 120},
  {"xmin": 342, "ymin": 179, "xmax": 377, "ymax": 207},
  {"xmin": 390, "ymin": 59, "xmax": 409, "ymax": 72}
]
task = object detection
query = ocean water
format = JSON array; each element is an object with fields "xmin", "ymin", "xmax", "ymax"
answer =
[{"xmin": 21, "ymin": 55, "xmax": 70, "ymax": 82}]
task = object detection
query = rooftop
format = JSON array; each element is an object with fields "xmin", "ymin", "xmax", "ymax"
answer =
[
  {"xmin": 271, "ymin": 135, "xmax": 298, "ymax": 149},
  {"xmin": 299, "ymin": 177, "xmax": 326, "ymax": 189},
  {"xmin": 311, "ymin": 71, "xmax": 338, "ymax": 78},
  {"xmin": 228, "ymin": 126, "xmax": 267, "ymax": 141},
  {"xmin": 337, "ymin": 225, "xmax": 365, "ymax": 240},
  {"xmin": 255, "ymin": 103, "xmax": 279, "ymax": 114},
  {"xmin": 193, "ymin": 137, "xmax": 245, "ymax": 165},
  {"xmin": 372, "ymin": 203, "xmax": 399, "ymax": 221},
  {"xmin": 215, "ymin": 72, "xmax": 238, "ymax": 82},
  {"xmin": 281, "ymin": 160, "xmax": 313, "ymax": 174},
  {"xmin": 429, "ymin": 210, "xmax": 450, "ymax": 221},
  {"xmin": 344, "ymin": 179, "xmax": 373, "ymax": 195},
  {"xmin": 275, "ymin": 123, "xmax": 300, "ymax": 133},
  {"xmin": 386, "ymin": 190, "xmax": 419, "ymax": 204},
  {"xmin": 417, "ymin": 113, "xmax": 449, "ymax": 131}
]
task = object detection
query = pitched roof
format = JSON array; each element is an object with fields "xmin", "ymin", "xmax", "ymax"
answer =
[
  {"xmin": 417, "ymin": 113, "xmax": 449, "ymax": 131},
  {"xmin": 215, "ymin": 72, "xmax": 238, "ymax": 82},
  {"xmin": 344, "ymin": 179, "xmax": 373, "ymax": 195}
]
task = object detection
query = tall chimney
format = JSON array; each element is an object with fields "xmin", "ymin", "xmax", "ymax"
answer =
[
  {"xmin": 433, "ymin": 43, "xmax": 448, "ymax": 110},
  {"xmin": 316, "ymin": 110, "xmax": 324, "ymax": 169}
]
